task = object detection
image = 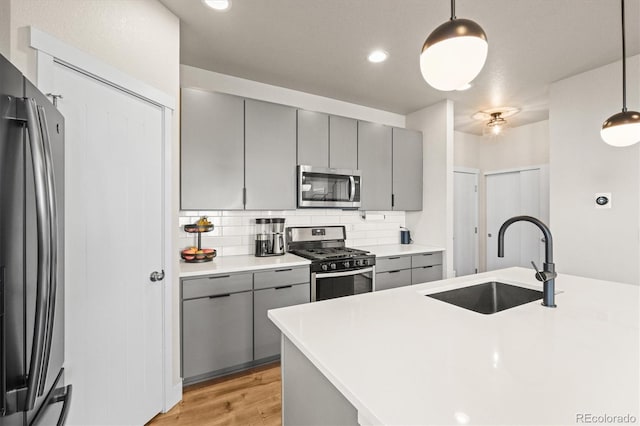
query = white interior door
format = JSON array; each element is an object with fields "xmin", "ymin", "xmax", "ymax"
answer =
[
  {"xmin": 486, "ymin": 169, "xmax": 545, "ymax": 271},
  {"xmin": 53, "ymin": 62, "xmax": 164, "ymax": 425},
  {"xmin": 453, "ymin": 170, "xmax": 478, "ymax": 276}
]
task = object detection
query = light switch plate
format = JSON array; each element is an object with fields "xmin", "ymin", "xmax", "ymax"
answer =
[{"xmin": 595, "ymin": 192, "xmax": 612, "ymax": 209}]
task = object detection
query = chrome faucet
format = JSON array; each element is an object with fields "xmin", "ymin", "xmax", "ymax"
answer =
[{"xmin": 497, "ymin": 215, "xmax": 558, "ymax": 307}]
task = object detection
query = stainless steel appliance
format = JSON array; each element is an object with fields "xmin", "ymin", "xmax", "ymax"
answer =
[
  {"xmin": 0, "ymin": 53, "xmax": 72, "ymax": 426},
  {"xmin": 255, "ymin": 218, "xmax": 286, "ymax": 257},
  {"xmin": 298, "ymin": 165, "xmax": 361, "ymax": 208},
  {"xmin": 287, "ymin": 226, "xmax": 375, "ymax": 301}
]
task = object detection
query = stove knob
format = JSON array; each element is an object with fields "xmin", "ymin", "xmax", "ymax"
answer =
[
  {"xmin": 343, "ymin": 261, "xmax": 350, "ymax": 268},
  {"xmin": 361, "ymin": 259, "xmax": 368, "ymax": 266},
  {"xmin": 330, "ymin": 263, "xmax": 337, "ymax": 270},
  {"xmin": 321, "ymin": 264, "xmax": 328, "ymax": 271}
]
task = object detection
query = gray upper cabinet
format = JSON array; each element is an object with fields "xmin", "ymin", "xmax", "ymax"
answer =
[
  {"xmin": 181, "ymin": 89, "xmax": 244, "ymax": 210},
  {"xmin": 392, "ymin": 128, "xmax": 423, "ymax": 211},
  {"xmin": 329, "ymin": 116, "xmax": 358, "ymax": 170},
  {"xmin": 245, "ymin": 99, "xmax": 297, "ymax": 210},
  {"xmin": 297, "ymin": 110, "xmax": 329, "ymax": 167},
  {"xmin": 358, "ymin": 121, "xmax": 392, "ymax": 210}
]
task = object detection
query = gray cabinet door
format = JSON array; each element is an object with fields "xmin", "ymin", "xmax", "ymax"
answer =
[
  {"xmin": 181, "ymin": 88, "xmax": 244, "ymax": 210},
  {"xmin": 182, "ymin": 291, "xmax": 253, "ymax": 380},
  {"xmin": 254, "ymin": 283, "xmax": 310, "ymax": 360},
  {"xmin": 392, "ymin": 128, "xmax": 423, "ymax": 211},
  {"xmin": 298, "ymin": 110, "xmax": 329, "ymax": 167},
  {"xmin": 412, "ymin": 265, "xmax": 443, "ymax": 284},
  {"xmin": 329, "ymin": 115, "xmax": 358, "ymax": 170},
  {"xmin": 376, "ymin": 269, "xmax": 412, "ymax": 291},
  {"xmin": 358, "ymin": 121, "xmax": 392, "ymax": 210},
  {"xmin": 245, "ymin": 99, "xmax": 297, "ymax": 210}
]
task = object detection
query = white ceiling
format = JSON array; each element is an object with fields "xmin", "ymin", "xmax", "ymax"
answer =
[{"xmin": 158, "ymin": 0, "xmax": 640, "ymax": 134}]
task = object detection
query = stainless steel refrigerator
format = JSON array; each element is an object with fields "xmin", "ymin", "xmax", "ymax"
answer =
[{"xmin": 1, "ymin": 53, "xmax": 71, "ymax": 425}]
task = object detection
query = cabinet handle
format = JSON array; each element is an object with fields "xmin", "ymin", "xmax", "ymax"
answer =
[
  {"xmin": 209, "ymin": 293, "xmax": 231, "ymax": 299},
  {"xmin": 388, "ymin": 257, "xmax": 401, "ymax": 260},
  {"xmin": 422, "ymin": 265, "xmax": 434, "ymax": 269},
  {"xmin": 421, "ymin": 253, "xmax": 433, "ymax": 257},
  {"xmin": 388, "ymin": 270, "xmax": 401, "ymax": 274},
  {"xmin": 208, "ymin": 275, "xmax": 230, "ymax": 280},
  {"xmin": 275, "ymin": 268, "xmax": 292, "ymax": 273},
  {"xmin": 275, "ymin": 285, "xmax": 293, "ymax": 290}
]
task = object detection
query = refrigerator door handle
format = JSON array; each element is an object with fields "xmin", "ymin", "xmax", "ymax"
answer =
[
  {"xmin": 36, "ymin": 105, "xmax": 58, "ymax": 397},
  {"xmin": 28, "ymin": 369, "xmax": 72, "ymax": 426},
  {"xmin": 23, "ymin": 98, "xmax": 52, "ymax": 411}
]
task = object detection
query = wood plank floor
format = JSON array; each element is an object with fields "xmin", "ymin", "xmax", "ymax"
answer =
[{"xmin": 147, "ymin": 362, "xmax": 282, "ymax": 426}]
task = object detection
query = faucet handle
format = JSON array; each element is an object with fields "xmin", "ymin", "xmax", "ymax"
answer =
[{"xmin": 531, "ymin": 261, "xmax": 545, "ymax": 282}]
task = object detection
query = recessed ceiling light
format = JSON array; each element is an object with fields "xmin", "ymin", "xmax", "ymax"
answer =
[
  {"xmin": 367, "ymin": 50, "xmax": 388, "ymax": 63},
  {"xmin": 202, "ymin": 0, "xmax": 231, "ymax": 11},
  {"xmin": 456, "ymin": 83, "xmax": 472, "ymax": 91}
]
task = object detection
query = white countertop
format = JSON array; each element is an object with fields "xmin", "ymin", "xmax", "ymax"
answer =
[
  {"xmin": 179, "ymin": 245, "xmax": 442, "ymax": 277},
  {"xmin": 268, "ymin": 267, "xmax": 640, "ymax": 425},
  {"xmin": 179, "ymin": 253, "xmax": 310, "ymax": 277},
  {"xmin": 355, "ymin": 243, "xmax": 444, "ymax": 257}
]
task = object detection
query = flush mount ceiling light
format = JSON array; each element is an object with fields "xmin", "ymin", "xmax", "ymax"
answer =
[
  {"xmin": 601, "ymin": 0, "xmax": 640, "ymax": 147},
  {"xmin": 202, "ymin": 0, "xmax": 231, "ymax": 11},
  {"xmin": 368, "ymin": 50, "xmax": 389, "ymax": 63},
  {"xmin": 419, "ymin": 0, "xmax": 488, "ymax": 91},
  {"xmin": 473, "ymin": 107, "xmax": 519, "ymax": 137}
]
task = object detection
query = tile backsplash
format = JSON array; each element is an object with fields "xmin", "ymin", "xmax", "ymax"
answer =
[{"xmin": 178, "ymin": 209, "xmax": 406, "ymax": 256}]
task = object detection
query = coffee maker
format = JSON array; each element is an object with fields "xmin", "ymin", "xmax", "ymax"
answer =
[{"xmin": 255, "ymin": 218, "xmax": 286, "ymax": 257}]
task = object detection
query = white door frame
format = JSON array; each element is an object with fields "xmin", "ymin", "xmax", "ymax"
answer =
[
  {"xmin": 453, "ymin": 167, "xmax": 479, "ymax": 276},
  {"xmin": 28, "ymin": 27, "xmax": 180, "ymax": 411}
]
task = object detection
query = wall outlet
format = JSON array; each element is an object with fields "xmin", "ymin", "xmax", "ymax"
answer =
[{"xmin": 595, "ymin": 192, "xmax": 612, "ymax": 209}]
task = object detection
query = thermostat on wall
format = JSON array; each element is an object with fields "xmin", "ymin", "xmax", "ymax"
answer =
[{"xmin": 595, "ymin": 192, "xmax": 611, "ymax": 209}]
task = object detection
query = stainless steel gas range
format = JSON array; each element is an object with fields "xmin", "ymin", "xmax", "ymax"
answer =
[{"xmin": 286, "ymin": 226, "xmax": 376, "ymax": 302}]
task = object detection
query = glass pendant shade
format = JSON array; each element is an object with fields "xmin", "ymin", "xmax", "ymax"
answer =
[
  {"xmin": 601, "ymin": 110, "xmax": 640, "ymax": 147},
  {"xmin": 420, "ymin": 18, "xmax": 488, "ymax": 91}
]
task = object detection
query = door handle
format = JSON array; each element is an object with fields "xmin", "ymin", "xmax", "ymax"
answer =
[
  {"xmin": 150, "ymin": 270, "xmax": 165, "ymax": 282},
  {"xmin": 24, "ymin": 98, "xmax": 52, "ymax": 411},
  {"xmin": 488, "ymin": 233, "xmax": 492, "ymax": 237}
]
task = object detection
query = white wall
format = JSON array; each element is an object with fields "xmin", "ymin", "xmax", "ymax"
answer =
[
  {"xmin": 406, "ymin": 100, "xmax": 455, "ymax": 277},
  {"xmin": 181, "ymin": 64, "xmax": 405, "ymax": 127},
  {"xmin": 454, "ymin": 121, "xmax": 550, "ymax": 271},
  {"xmin": 0, "ymin": 1, "xmax": 9, "ymax": 58},
  {"xmin": 550, "ymin": 55, "xmax": 639, "ymax": 285},
  {"xmin": 4, "ymin": 0, "xmax": 184, "ymax": 395}
]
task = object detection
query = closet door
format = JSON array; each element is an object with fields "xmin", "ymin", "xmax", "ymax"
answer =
[{"xmin": 486, "ymin": 168, "xmax": 546, "ymax": 271}]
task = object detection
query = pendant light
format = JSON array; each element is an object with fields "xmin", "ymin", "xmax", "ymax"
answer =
[
  {"xmin": 601, "ymin": 0, "xmax": 640, "ymax": 147},
  {"xmin": 420, "ymin": 0, "xmax": 488, "ymax": 91}
]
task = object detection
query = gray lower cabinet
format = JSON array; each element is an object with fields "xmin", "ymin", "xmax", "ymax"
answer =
[
  {"xmin": 392, "ymin": 128, "xmax": 423, "ymax": 211},
  {"xmin": 376, "ymin": 269, "xmax": 412, "ymax": 291},
  {"xmin": 254, "ymin": 282, "xmax": 310, "ymax": 360},
  {"xmin": 182, "ymin": 291, "xmax": 253, "ymax": 381},
  {"xmin": 245, "ymin": 99, "xmax": 297, "ymax": 210},
  {"xmin": 181, "ymin": 89, "xmax": 244, "ymax": 210},
  {"xmin": 375, "ymin": 252, "xmax": 444, "ymax": 291},
  {"xmin": 181, "ymin": 266, "xmax": 310, "ymax": 384},
  {"xmin": 358, "ymin": 121, "xmax": 392, "ymax": 210}
]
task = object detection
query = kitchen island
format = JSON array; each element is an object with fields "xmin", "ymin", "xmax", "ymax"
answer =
[{"xmin": 268, "ymin": 267, "xmax": 639, "ymax": 425}]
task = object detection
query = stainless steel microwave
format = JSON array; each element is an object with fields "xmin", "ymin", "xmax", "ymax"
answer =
[{"xmin": 298, "ymin": 165, "xmax": 361, "ymax": 208}]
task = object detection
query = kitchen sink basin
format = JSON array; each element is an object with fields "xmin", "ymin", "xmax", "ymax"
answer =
[{"xmin": 426, "ymin": 281, "xmax": 543, "ymax": 314}]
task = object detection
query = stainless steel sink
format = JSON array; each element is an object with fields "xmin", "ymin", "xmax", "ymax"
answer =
[{"xmin": 426, "ymin": 281, "xmax": 543, "ymax": 314}]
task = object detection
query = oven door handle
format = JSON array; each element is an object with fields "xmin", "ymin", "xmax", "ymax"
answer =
[{"xmin": 315, "ymin": 267, "xmax": 374, "ymax": 278}]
